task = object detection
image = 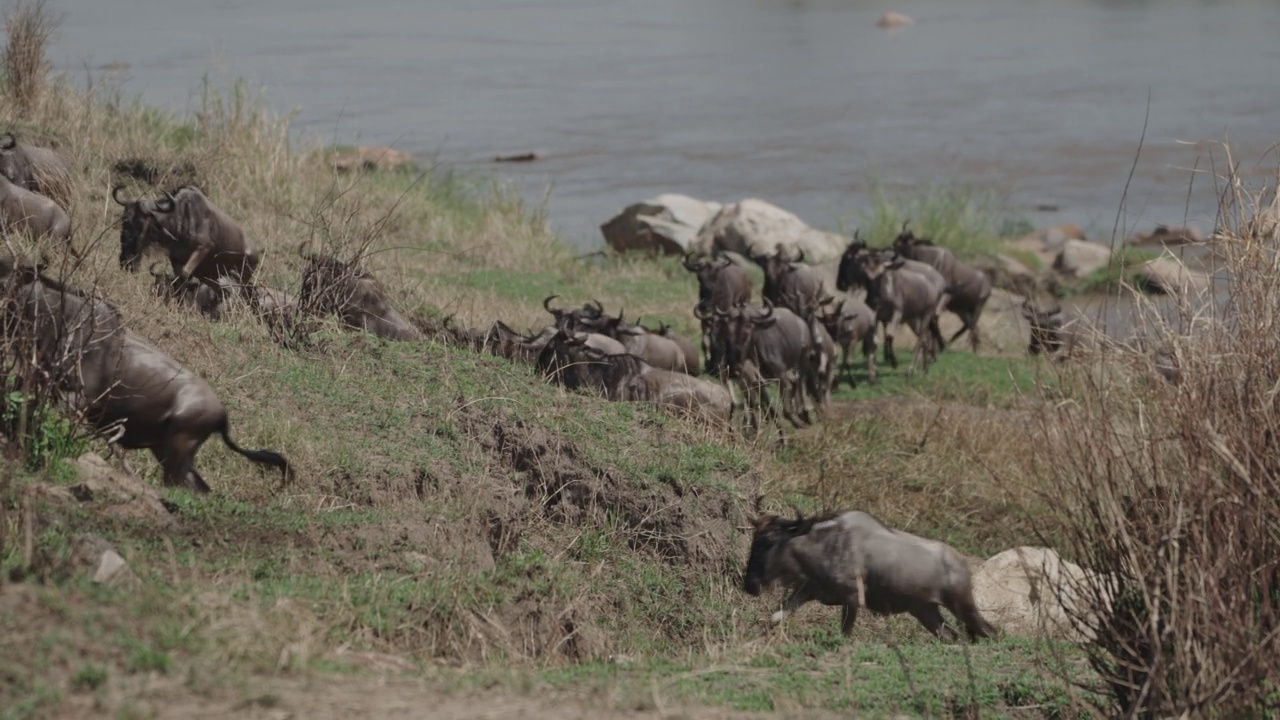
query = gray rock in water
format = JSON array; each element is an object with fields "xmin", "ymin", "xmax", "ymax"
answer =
[{"xmin": 1053, "ymin": 239, "xmax": 1112, "ymax": 279}]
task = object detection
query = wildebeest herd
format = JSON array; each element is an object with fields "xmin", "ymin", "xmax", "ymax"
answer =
[{"xmin": 0, "ymin": 129, "xmax": 1005, "ymax": 643}]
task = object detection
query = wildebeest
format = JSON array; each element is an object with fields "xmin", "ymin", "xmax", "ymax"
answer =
[
  {"xmin": 818, "ymin": 294, "xmax": 878, "ymax": 388},
  {"xmin": 0, "ymin": 171, "xmax": 71, "ymax": 245},
  {"xmin": 892, "ymin": 222, "xmax": 993, "ymax": 351},
  {"xmin": 579, "ymin": 308, "xmax": 699, "ymax": 375},
  {"xmin": 0, "ymin": 133, "xmax": 73, "ymax": 208},
  {"xmin": 0, "ymin": 257, "xmax": 290, "ymax": 493},
  {"xmin": 299, "ymin": 252, "xmax": 422, "ymax": 341},
  {"xmin": 542, "ymin": 295, "xmax": 605, "ymax": 333},
  {"xmin": 536, "ymin": 332, "xmax": 730, "ymax": 423},
  {"xmin": 705, "ymin": 301, "xmax": 814, "ymax": 433},
  {"xmin": 751, "ymin": 247, "xmax": 829, "ymax": 317},
  {"xmin": 149, "ymin": 264, "xmax": 223, "ymax": 320},
  {"xmin": 682, "ymin": 252, "xmax": 752, "ymax": 312},
  {"xmin": 838, "ymin": 242, "xmax": 948, "ymax": 372},
  {"xmin": 798, "ymin": 294, "xmax": 838, "ymax": 408},
  {"xmin": 1021, "ymin": 300, "xmax": 1084, "ymax": 357},
  {"xmin": 115, "ymin": 186, "xmax": 260, "ymax": 289},
  {"xmin": 743, "ymin": 509, "xmax": 999, "ymax": 641}
]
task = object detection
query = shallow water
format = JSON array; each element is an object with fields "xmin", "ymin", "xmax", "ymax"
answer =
[{"xmin": 51, "ymin": 0, "xmax": 1280, "ymax": 250}]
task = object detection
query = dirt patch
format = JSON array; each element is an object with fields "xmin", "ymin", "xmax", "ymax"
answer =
[{"xmin": 460, "ymin": 405, "xmax": 744, "ymax": 571}]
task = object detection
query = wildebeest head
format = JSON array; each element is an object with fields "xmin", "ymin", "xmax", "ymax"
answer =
[
  {"xmin": 1021, "ymin": 299, "xmax": 1066, "ymax": 356},
  {"xmin": 836, "ymin": 231, "xmax": 873, "ymax": 293},
  {"xmin": 694, "ymin": 302, "xmax": 729, "ymax": 376},
  {"xmin": 684, "ymin": 252, "xmax": 732, "ymax": 305},
  {"xmin": 722, "ymin": 302, "xmax": 778, "ymax": 372},
  {"xmin": 543, "ymin": 295, "xmax": 606, "ymax": 333},
  {"xmin": 114, "ymin": 186, "xmax": 176, "ymax": 272},
  {"xmin": 743, "ymin": 511, "xmax": 816, "ymax": 595},
  {"xmin": 750, "ymin": 248, "xmax": 799, "ymax": 303}
]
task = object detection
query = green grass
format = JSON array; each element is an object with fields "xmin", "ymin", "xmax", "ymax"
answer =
[
  {"xmin": 833, "ymin": 349, "xmax": 1045, "ymax": 407},
  {"xmin": 853, "ymin": 181, "xmax": 1027, "ymax": 260},
  {"xmin": 1072, "ymin": 245, "xmax": 1159, "ymax": 296}
]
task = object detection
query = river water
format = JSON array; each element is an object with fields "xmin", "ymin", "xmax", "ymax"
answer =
[{"xmin": 50, "ymin": 0, "xmax": 1280, "ymax": 251}]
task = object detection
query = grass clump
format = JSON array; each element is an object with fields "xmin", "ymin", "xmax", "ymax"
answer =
[
  {"xmin": 0, "ymin": 0, "xmax": 55, "ymax": 114},
  {"xmin": 1028, "ymin": 164, "xmax": 1280, "ymax": 716},
  {"xmin": 854, "ymin": 181, "xmax": 1023, "ymax": 259}
]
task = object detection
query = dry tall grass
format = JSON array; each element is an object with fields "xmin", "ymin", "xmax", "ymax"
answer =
[
  {"xmin": 1029, "ymin": 158, "xmax": 1280, "ymax": 717},
  {"xmin": 0, "ymin": 0, "xmax": 55, "ymax": 115}
]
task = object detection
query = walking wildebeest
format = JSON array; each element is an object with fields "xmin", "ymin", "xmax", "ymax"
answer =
[
  {"xmin": 706, "ymin": 301, "xmax": 814, "ymax": 433},
  {"xmin": 298, "ymin": 252, "xmax": 422, "ymax": 341},
  {"xmin": 751, "ymin": 247, "xmax": 829, "ymax": 317},
  {"xmin": 115, "ymin": 186, "xmax": 260, "ymax": 290},
  {"xmin": 818, "ymin": 294, "xmax": 878, "ymax": 388},
  {"xmin": 682, "ymin": 252, "xmax": 752, "ymax": 312},
  {"xmin": 0, "ymin": 171, "xmax": 71, "ymax": 245},
  {"xmin": 0, "ymin": 133, "xmax": 73, "ymax": 208},
  {"xmin": 743, "ymin": 509, "xmax": 999, "ymax": 641},
  {"xmin": 798, "ymin": 293, "xmax": 838, "ymax": 409},
  {"xmin": 0, "ymin": 258, "xmax": 291, "ymax": 493},
  {"xmin": 892, "ymin": 222, "xmax": 993, "ymax": 352},
  {"xmin": 837, "ymin": 240, "xmax": 948, "ymax": 372}
]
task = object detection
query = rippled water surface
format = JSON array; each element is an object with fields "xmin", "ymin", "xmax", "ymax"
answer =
[{"xmin": 51, "ymin": 0, "xmax": 1280, "ymax": 249}]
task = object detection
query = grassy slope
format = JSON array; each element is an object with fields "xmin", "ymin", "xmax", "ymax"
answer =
[{"xmin": 0, "ymin": 71, "xmax": 1092, "ymax": 717}]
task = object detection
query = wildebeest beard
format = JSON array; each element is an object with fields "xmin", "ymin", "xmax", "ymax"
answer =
[{"xmin": 118, "ymin": 210, "xmax": 148, "ymax": 272}]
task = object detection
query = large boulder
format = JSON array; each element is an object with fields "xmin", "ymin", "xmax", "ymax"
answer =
[
  {"xmin": 1135, "ymin": 257, "xmax": 1211, "ymax": 297},
  {"xmin": 599, "ymin": 194, "xmax": 722, "ymax": 255},
  {"xmin": 1053, "ymin": 239, "xmax": 1112, "ymax": 279},
  {"xmin": 1126, "ymin": 224, "xmax": 1205, "ymax": 247},
  {"xmin": 971, "ymin": 546, "xmax": 1105, "ymax": 641},
  {"xmin": 690, "ymin": 198, "xmax": 848, "ymax": 263}
]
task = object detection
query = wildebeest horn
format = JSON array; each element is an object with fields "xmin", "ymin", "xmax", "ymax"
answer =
[
  {"xmin": 693, "ymin": 303, "xmax": 711, "ymax": 320},
  {"xmin": 543, "ymin": 294, "xmax": 562, "ymax": 313},
  {"xmin": 588, "ymin": 298, "xmax": 605, "ymax": 314},
  {"xmin": 155, "ymin": 192, "xmax": 176, "ymax": 213},
  {"xmin": 111, "ymin": 185, "xmax": 129, "ymax": 206},
  {"xmin": 794, "ymin": 247, "xmax": 806, "ymax": 264},
  {"xmin": 900, "ymin": 219, "xmax": 911, "ymax": 235},
  {"xmin": 754, "ymin": 301, "xmax": 775, "ymax": 323},
  {"xmin": 0, "ymin": 133, "xmax": 14, "ymax": 150},
  {"xmin": 682, "ymin": 251, "xmax": 701, "ymax": 271}
]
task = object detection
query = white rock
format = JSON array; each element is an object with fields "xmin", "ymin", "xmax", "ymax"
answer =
[
  {"xmin": 600, "ymin": 194, "xmax": 722, "ymax": 255},
  {"xmin": 691, "ymin": 198, "xmax": 848, "ymax": 264},
  {"xmin": 1052, "ymin": 239, "xmax": 1112, "ymax": 279},
  {"xmin": 972, "ymin": 546, "xmax": 1107, "ymax": 641},
  {"xmin": 1136, "ymin": 257, "xmax": 1211, "ymax": 297}
]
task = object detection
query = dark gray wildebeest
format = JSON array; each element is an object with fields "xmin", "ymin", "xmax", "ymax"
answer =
[
  {"xmin": 1020, "ymin": 299, "xmax": 1085, "ymax": 358},
  {"xmin": 892, "ymin": 222, "xmax": 993, "ymax": 352},
  {"xmin": 576, "ymin": 307, "xmax": 699, "ymax": 376},
  {"xmin": 0, "ymin": 133, "xmax": 73, "ymax": 208},
  {"xmin": 115, "ymin": 185, "xmax": 260, "ymax": 293},
  {"xmin": 149, "ymin": 264, "xmax": 224, "ymax": 320},
  {"xmin": 743, "ymin": 509, "xmax": 999, "ymax": 641},
  {"xmin": 652, "ymin": 322, "xmax": 702, "ymax": 377},
  {"xmin": 298, "ymin": 252, "xmax": 422, "ymax": 341},
  {"xmin": 797, "ymin": 293, "xmax": 838, "ymax": 409},
  {"xmin": 542, "ymin": 295, "xmax": 606, "ymax": 334},
  {"xmin": 750, "ymin": 247, "xmax": 830, "ymax": 317},
  {"xmin": 682, "ymin": 252, "xmax": 752, "ymax": 312},
  {"xmin": 0, "ymin": 170, "xmax": 71, "ymax": 246},
  {"xmin": 837, "ymin": 240, "xmax": 949, "ymax": 372},
  {"xmin": 704, "ymin": 301, "xmax": 814, "ymax": 434},
  {"xmin": 537, "ymin": 332, "xmax": 731, "ymax": 424},
  {"xmin": 818, "ymin": 293, "xmax": 878, "ymax": 388},
  {"xmin": 0, "ymin": 257, "xmax": 290, "ymax": 494}
]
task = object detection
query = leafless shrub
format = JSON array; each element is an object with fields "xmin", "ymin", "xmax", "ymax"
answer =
[
  {"xmin": 1, "ymin": 0, "xmax": 58, "ymax": 115},
  {"xmin": 1030, "ymin": 153, "xmax": 1280, "ymax": 717}
]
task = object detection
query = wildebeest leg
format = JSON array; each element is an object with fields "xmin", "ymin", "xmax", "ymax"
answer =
[
  {"xmin": 188, "ymin": 467, "xmax": 213, "ymax": 495},
  {"xmin": 770, "ymin": 587, "xmax": 810, "ymax": 626},
  {"xmin": 179, "ymin": 245, "xmax": 212, "ymax": 281},
  {"xmin": 949, "ymin": 594, "xmax": 999, "ymax": 641},
  {"xmin": 155, "ymin": 434, "xmax": 210, "ymax": 494},
  {"xmin": 861, "ymin": 334, "xmax": 877, "ymax": 385},
  {"xmin": 909, "ymin": 604, "xmax": 960, "ymax": 641},
  {"xmin": 882, "ymin": 316, "xmax": 900, "ymax": 369},
  {"xmin": 840, "ymin": 603, "xmax": 860, "ymax": 636}
]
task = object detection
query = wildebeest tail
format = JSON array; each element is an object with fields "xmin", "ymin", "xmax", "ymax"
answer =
[{"xmin": 217, "ymin": 417, "xmax": 292, "ymax": 481}]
